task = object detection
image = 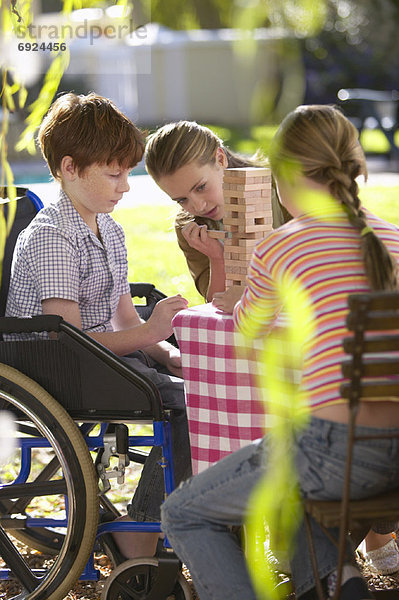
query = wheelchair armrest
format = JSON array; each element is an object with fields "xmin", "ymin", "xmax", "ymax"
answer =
[
  {"xmin": 130, "ymin": 282, "xmax": 167, "ymax": 305},
  {"xmin": 0, "ymin": 315, "xmax": 164, "ymax": 420},
  {"xmin": 0, "ymin": 315, "xmax": 63, "ymax": 334}
]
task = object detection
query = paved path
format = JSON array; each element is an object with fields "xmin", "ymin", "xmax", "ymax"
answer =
[
  {"xmin": 28, "ymin": 174, "xmax": 171, "ymax": 208},
  {"xmin": 25, "ymin": 167, "xmax": 399, "ymax": 209}
]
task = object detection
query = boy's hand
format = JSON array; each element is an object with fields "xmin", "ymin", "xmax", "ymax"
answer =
[
  {"xmin": 182, "ymin": 223, "xmax": 224, "ymax": 259},
  {"xmin": 147, "ymin": 295, "xmax": 188, "ymax": 340},
  {"xmin": 164, "ymin": 346, "xmax": 183, "ymax": 379},
  {"xmin": 212, "ymin": 286, "xmax": 245, "ymax": 314}
]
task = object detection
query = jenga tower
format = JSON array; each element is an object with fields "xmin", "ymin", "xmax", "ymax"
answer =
[{"xmin": 208, "ymin": 167, "xmax": 273, "ymax": 289}]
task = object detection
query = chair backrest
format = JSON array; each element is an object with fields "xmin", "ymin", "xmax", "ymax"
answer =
[
  {"xmin": 340, "ymin": 291, "xmax": 399, "ymax": 407},
  {"xmin": 0, "ymin": 188, "xmax": 43, "ymax": 317}
]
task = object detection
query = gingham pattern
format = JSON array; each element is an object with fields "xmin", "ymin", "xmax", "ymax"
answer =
[
  {"xmin": 6, "ymin": 190, "xmax": 130, "ymax": 332},
  {"xmin": 173, "ymin": 303, "xmax": 268, "ymax": 474}
]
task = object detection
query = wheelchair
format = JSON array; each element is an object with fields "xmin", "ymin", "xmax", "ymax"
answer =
[{"xmin": 0, "ymin": 187, "xmax": 192, "ymax": 599}]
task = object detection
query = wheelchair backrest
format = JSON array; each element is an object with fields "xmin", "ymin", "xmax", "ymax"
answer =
[{"xmin": 0, "ymin": 188, "xmax": 44, "ymax": 317}]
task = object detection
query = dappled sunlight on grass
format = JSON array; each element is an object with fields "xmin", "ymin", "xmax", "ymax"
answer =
[{"xmin": 359, "ymin": 185, "xmax": 399, "ymax": 225}]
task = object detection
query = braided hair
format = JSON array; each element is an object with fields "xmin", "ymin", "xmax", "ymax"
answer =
[{"xmin": 269, "ymin": 105, "xmax": 398, "ymax": 291}]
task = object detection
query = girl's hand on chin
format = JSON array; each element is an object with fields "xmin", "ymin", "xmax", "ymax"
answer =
[{"xmin": 182, "ymin": 223, "xmax": 224, "ymax": 259}]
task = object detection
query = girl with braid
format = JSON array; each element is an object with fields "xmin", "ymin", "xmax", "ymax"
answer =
[{"xmin": 161, "ymin": 105, "xmax": 399, "ymax": 600}]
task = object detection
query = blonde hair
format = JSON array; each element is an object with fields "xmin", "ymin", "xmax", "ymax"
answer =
[
  {"xmin": 145, "ymin": 120, "xmax": 266, "ymax": 180},
  {"xmin": 145, "ymin": 121, "xmax": 268, "ymax": 227},
  {"xmin": 38, "ymin": 92, "xmax": 145, "ymax": 179},
  {"xmin": 269, "ymin": 104, "xmax": 398, "ymax": 291}
]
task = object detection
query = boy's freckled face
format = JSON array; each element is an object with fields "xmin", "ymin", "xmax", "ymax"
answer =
[{"xmin": 67, "ymin": 161, "xmax": 131, "ymax": 220}]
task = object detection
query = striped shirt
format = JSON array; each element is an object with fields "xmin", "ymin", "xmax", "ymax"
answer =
[
  {"xmin": 234, "ymin": 203, "xmax": 399, "ymax": 409},
  {"xmin": 6, "ymin": 190, "xmax": 130, "ymax": 332}
]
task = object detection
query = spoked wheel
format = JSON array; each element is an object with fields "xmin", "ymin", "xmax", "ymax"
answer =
[
  {"xmin": 0, "ymin": 422, "xmax": 127, "ymax": 556},
  {"xmin": 0, "ymin": 363, "xmax": 99, "ymax": 600},
  {"xmin": 0, "ymin": 447, "xmax": 64, "ymax": 556},
  {"xmin": 101, "ymin": 557, "xmax": 193, "ymax": 600}
]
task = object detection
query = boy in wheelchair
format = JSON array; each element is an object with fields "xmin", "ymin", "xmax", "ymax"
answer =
[{"xmin": 5, "ymin": 92, "xmax": 192, "ymax": 562}]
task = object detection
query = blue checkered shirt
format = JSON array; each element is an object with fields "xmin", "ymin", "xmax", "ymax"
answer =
[{"xmin": 6, "ymin": 190, "xmax": 130, "ymax": 332}]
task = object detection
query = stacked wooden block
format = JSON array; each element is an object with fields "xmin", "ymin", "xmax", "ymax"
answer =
[{"xmin": 209, "ymin": 167, "xmax": 273, "ymax": 289}]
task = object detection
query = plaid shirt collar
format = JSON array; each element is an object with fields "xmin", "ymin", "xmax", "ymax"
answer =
[{"xmin": 57, "ymin": 189, "xmax": 114, "ymax": 242}]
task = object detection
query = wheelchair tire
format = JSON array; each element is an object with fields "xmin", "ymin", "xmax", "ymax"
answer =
[
  {"xmin": 0, "ymin": 363, "xmax": 99, "ymax": 600},
  {"xmin": 101, "ymin": 557, "xmax": 193, "ymax": 600}
]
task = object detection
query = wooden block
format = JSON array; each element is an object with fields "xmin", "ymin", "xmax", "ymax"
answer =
[
  {"xmin": 225, "ymin": 258, "xmax": 249, "ymax": 266},
  {"xmin": 261, "ymin": 189, "xmax": 272, "ymax": 198},
  {"xmin": 224, "ymin": 234, "xmax": 263, "ymax": 245},
  {"xmin": 225, "ymin": 272, "xmax": 248, "ymax": 283},
  {"xmin": 224, "ymin": 217, "xmax": 271, "ymax": 231},
  {"xmin": 240, "ymin": 224, "xmax": 272, "ymax": 234},
  {"xmin": 233, "ymin": 231, "xmax": 267, "ymax": 240},
  {"xmin": 225, "ymin": 239, "xmax": 258, "ymax": 250},
  {"xmin": 225, "ymin": 265, "xmax": 248, "ymax": 275},
  {"xmin": 226, "ymin": 278, "xmax": 247, "ymax": 288},
  {"xmin": 224, "ymin": 202, "xmax": 256, "ymax": 212},
  {"xmin": 224, "ymin": 175, "xmax": 271, "ymax": 185},
  {"xmin": 224, "ymin": 204, "xmax": 272, "ymax": 217},
  {"xmin": 223, "ymin": 182, "xmax": 269, "ymax": 192},
  {"xmin": 207, "ymin": 230, "xmax": 228, "ymax": 240},
  {"xmin": 224, "ymin": 252, "xmax": 242, "ymax": 260},
  {"xmin": 224, "ymin": 167, "xmax": 271, "ymax": 178},
  {"xmin": 225, "ymin": 259, "xmax": 250, "ymax": 271},
  {"xmin": 224, "ymin": 248, "xmax": 254, "ymax": 260},
  {"xmin": 227, "ymin": 210, "xmax": 272, "ymax": 221},
  {"xmin": 223, "ymin": 190, "xmax": 263, "ymax": 199}
]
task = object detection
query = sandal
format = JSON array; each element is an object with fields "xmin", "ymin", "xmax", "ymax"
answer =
[{"xmin": 366, "ymin": 538, "xmax": 399, "ymax": 575}]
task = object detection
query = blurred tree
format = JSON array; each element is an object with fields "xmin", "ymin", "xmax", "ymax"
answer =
[
  {"xmin": 131, "ymin": 0, "xmax": 233, "ymax": 30},
  {"xmin": 302, "ymin": 0, "xmax": 399, "ymax": 103},
  {"xmin": 0, "ymin": 0, "xmax": 126, "ymax": 282}
]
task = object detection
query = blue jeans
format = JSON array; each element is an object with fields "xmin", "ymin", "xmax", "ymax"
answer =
[
  {"xmin": 161, "ymin": 416, "xmax": 399, "ymax": 599},
  {"xmin": 122, "ymin": 352, "xmax": 192, "ymax": 522}
]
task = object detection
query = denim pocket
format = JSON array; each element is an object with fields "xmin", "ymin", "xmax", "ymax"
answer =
[{"xmin": 296, "ymin": 422, "xmax": 399, "ymax": 501}]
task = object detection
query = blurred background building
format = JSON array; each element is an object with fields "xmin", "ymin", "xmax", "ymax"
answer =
[{"xmin": 3, "ymin": 0, "xmax": 399, "ymax": 179}]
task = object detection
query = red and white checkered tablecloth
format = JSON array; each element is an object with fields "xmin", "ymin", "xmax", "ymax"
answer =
[{"xmin": 172, "ymin": 303, "xmax": 269, "ymax": 474}]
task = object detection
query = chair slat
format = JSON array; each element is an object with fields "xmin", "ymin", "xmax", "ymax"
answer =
[
  {"xmin": 342, "ymin": 357, "xmax": 399, "ymax": 378},
  {"xmin": 341, "ymin": 379, "xmax": 399, "ymax": 398},
  {"xmin": 347, "ymin": 312, "xmax": 399, "ymax": 331},
  {"xmin": 305, "ymin": 487, "xmax": 399, "ymax": 528},
  {"xmin": 343, "ymin": 335, "xmax": 399, "ymax": 353},
  {"xmin": 348, "ymin": 291, "xmax": 399, "ymax": 311}
]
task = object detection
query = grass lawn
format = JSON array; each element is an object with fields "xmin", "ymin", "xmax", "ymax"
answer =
[
  {"xmin": 114, "ymin": 205, "xmax": 204, "ymax": 307},
  {"xmin": 113, "ymin": 183, "xmax": 399, "ymax": 308},
  {"xmin": 204, "ymin": 124, "xmax": 399, "ymax": 158},
  {"xmin": 359, "ymin": 185, "xmax": 399, "ymax": 224}
]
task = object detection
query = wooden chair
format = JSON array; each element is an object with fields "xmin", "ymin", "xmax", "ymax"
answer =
[{"xmin": 304, "ymin": 291, "xmax": 399, "ymax": 600}]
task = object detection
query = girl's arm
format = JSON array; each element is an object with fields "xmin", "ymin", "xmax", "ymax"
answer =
[
  {"xmin": 233, "ymin": 249, "xmax": 281, "ymax": 341},
  {"xmin": 206, "ymin": 253, "xmax": 226, "ymax": 301}
]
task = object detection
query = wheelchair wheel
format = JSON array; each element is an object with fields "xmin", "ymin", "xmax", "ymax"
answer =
[
  {"xmin": 101, "ymin": 557, "xmax": 193, "ymax": 600},
  {"xmin": 0, "ymin": 451, "xmax": 64, "ymax": 555},
  {"xmin": 0, "ymin": 363, "xmax": 99, "ymax": 599}
]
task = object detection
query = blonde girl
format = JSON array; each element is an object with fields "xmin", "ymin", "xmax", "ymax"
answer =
[{"xmin": 145, "ymin": 121, "xmax": 292, "ymax": 301}]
